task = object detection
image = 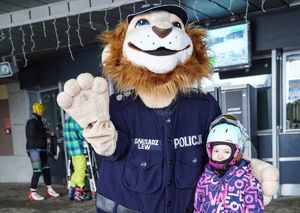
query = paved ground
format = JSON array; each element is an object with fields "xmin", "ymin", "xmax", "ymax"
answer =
[
  {"xmin": 0, "ymin": 183, "xmax": 299, "ymax": 212},
  {"xmin": 0, "ymin": 183, "xmax": 94, "ymax": 213}
]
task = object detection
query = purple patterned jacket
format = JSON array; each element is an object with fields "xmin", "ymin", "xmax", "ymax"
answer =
[{"xmin": 194, "ymin": 160, "xmax": 264, "ymax": 213}]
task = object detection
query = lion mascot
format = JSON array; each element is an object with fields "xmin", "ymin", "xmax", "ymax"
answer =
[{"xmin": 57, "ymin": 3, "xmax": 278, "ymax": 213}]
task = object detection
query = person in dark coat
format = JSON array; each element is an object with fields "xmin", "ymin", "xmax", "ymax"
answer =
[
  {"xmin": 26, "ymin": 102, "xmax": 60, "ymax": 201},
  {"xmin": 57, "ymin": 3, "xmax": 278, "ymax": 212}
]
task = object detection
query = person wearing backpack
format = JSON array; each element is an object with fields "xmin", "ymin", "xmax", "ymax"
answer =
[{"xmin": 26, "ymin": 102, "xmax": 60, "ymax": 201}]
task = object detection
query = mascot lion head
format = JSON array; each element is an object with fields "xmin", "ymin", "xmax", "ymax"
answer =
[{"xmin": 100, "ymin": 4, "xmax": 211, "ymax": 107}]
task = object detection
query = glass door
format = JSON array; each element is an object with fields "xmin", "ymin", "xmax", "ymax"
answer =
[
  {"xmin": 280, "ymin": 51, "xmax": 300, "ymax": 196},
  {"xmin": 39, "ymin": 87, "xmax": 65, "ymax": 180}
]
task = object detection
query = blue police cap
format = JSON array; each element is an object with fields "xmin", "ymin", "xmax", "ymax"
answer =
[{"xmin": 127, "ymin": 3, "xmax": 188, "ymax": 25}]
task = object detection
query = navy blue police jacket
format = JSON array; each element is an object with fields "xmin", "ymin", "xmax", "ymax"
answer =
[{"xmin": 96, "ymin": 90, "xmax": 221, "ymax": 213}]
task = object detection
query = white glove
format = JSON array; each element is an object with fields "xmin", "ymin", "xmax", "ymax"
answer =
[{"xmin": 57, "ymin": 73, "xmax": 117, "ymax": 156}]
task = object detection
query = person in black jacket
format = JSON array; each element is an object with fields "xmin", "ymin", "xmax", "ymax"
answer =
[{"xmin": 26, "ymin": 102, "xmax": 60, "ymax": 201}]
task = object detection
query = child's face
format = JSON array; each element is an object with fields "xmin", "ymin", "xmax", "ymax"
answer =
[{"xmin": 211, "ymin": 144, "xmax": 232, "ymax": 162}]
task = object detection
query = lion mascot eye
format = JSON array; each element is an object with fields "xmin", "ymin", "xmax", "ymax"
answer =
[
  {"xmin": 172, "ymin": 21, "xmax": 182, "ymax": 29},
  {"xmin": 135, "ymin": 19, "xmax": 150, "ymax": 27}
]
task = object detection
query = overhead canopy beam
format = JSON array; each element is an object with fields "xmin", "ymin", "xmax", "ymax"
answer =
[{"xmin": 0, "ymin": 0, "xmax": 143, "ymax": 30}]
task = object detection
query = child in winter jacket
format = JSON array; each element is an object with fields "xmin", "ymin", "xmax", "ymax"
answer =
[{"xmin": 194, "ymin": 115, "xmax": 264, "ymax": 213}]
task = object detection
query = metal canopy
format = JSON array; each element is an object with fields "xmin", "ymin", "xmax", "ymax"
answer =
[{"xmin": 0, "ymin": 0, "xmax": 299, "ymax": 69}]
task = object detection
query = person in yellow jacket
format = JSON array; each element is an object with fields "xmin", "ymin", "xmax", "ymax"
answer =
[{"xmin": 64, "ymin": 115, "xmax": 91, "ymax": 201}]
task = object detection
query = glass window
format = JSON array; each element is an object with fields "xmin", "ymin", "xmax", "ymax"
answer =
[
  {"xmin": 202, "ymin": 72, "xmax": 272, "ymax": 130},
  {"xmin": 201, "ymin": 72, "xmax": 271, "ymax": 89},
  {"xmin": 283, "ymin": 52, "xmax": 300, "ymax": 131}
]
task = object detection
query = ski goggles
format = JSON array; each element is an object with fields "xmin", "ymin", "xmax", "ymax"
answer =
[{"xmin": 209, "ymin": 114, "xmax": 249, "ymax": 140}]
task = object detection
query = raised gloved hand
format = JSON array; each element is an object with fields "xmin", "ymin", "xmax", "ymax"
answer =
[
  {"xmin": 57, "ymin": 73, "xmax": 117, "ymax": 156},
  {"xmin": 248, "ymin": 158, "xmax": 279, "ymax": 206}
]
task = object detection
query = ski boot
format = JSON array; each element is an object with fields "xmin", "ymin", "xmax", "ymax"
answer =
[{"xmin": 73, "ymin": 187, "xmax": 92, "ymax": 201}]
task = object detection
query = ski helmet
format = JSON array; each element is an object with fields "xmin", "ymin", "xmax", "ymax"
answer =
[
  {"xmin": 32, "ymin": 102, "xmax": 45, "ymax": 114},
  {"xmin": 206, "ymin": 114, "xmax": 248, "ymax": 168}
]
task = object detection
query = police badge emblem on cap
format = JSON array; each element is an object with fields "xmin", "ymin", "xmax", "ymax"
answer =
[{"xmin": 127, "ymin": 3, "xmax": 188, "ymax": 25}]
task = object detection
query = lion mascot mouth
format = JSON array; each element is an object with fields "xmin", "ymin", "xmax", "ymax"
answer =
[
  {"xmin": 127, "ymin": 42, "xmax": 191, "ymax": 56},
  {"xmin": 99, "ymin": 5, "xmax": 211, "ymax": 98}
]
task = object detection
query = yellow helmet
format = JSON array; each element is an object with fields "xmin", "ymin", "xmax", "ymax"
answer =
[{"xmin": 32, "ymin": 102, "xmax": 45, "ymax": 114}]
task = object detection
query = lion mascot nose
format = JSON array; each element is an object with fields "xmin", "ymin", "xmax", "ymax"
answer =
[{"xmin": 152, "ymin": 26, "xmax": 172, "ymax": 38}]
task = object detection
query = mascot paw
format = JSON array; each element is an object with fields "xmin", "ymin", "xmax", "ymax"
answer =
[
  {"xmin": 250, "ymin": 158, "xmax": 279, "ymax": 206},
  {"xmin": 57, "ymin": 73, "xmax": 110, "ymax": 128}
]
